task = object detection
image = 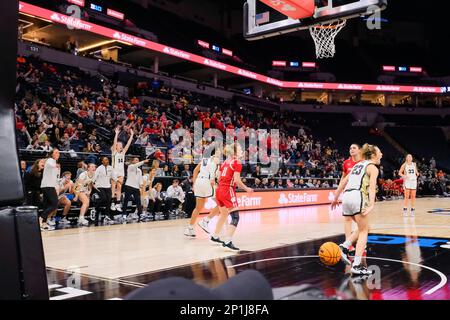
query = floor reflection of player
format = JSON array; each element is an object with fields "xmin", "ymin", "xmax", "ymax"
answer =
[
  {"xmin": 401, "ymin": 217, "xmax": 423, "ymax": 297},
  {"xmin": 336, "ymin": 273, "xmax": 370, "ymax": 300}
]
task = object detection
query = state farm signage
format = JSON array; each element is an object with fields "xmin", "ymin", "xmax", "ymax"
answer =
[
  {"xmin": 203, "ymin": 59, "xmax": 227, "ymax": 70},
  {"xmin": 163, "ymin": 47, "xmax": 191, "ymax": 60},
  {"xmin": 200, "ymin": 189, "xmax": 335, "ymax": 213},
  {"xmin": 18, "ymin": 2, "xmax": 444, "ymax": 95},
  {"xmin": 112, "ymin": 32, "xmax": 146, "ymax": 46},
  {"xmin": 238, "ymin": 69, "xmax": 258, "ymax": 79},
  {"xmin": 50, "ymin": 13, "xmax": 92, "ymax": 31}
]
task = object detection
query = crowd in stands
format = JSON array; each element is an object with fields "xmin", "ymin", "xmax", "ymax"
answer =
[{"xmin": 13, "ymin": 54, "xmax": 450, "ymax": 228}]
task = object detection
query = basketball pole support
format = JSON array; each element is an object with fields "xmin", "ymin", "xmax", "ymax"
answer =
[{"xmin": 0, "ymin": 0, "xmax": 49, "ymax": 300}]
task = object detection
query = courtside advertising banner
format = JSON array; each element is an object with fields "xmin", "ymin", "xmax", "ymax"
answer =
[{"xmin": 201, "ymin": 189, "xmax": 336, "ymax": 213}]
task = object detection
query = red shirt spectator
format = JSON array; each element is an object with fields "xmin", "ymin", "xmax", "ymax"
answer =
[{"xmin": 131, "ymin": 97, "xmax": 139, "ymax": 105}]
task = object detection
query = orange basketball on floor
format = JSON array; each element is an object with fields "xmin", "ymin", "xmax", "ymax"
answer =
[{"xmin": 319, "ymin": 242, "xmax": 341, "ymax": 266}]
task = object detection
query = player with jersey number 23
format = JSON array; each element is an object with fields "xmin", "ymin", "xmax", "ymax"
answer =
[{"xmin": 332, "ymin": 144, "xmax": 382, "ymax": 275}]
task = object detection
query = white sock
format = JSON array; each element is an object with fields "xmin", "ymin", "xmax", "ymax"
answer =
[
  {"xmin": 343, "ymin": 240, "xmax": 352, "ymax": 249},
  {"xmin": 353, "ymin": 256, "xmax": 362, "ymax": 266},
  {"xmin": 223, "ymin": 237, "xmax": 231, "ymax": 244}
]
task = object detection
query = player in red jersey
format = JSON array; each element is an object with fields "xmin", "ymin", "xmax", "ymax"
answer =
[
  {"xmin": 210, "ymin": 143, "xmax": 253, "ymax": 252},
  {"xmin": 332, "ymin": 144, "xmax": 361, "ymax": 263}
]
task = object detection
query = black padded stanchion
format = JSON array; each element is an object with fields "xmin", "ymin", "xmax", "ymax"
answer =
[
  {"xmin": 0, "ymin": 207, "xmax": 49, "ymax": 300},
  {"xmin": 15, "ymin": 207, "xmax": 49, "ymax": 300},
  {"xmin": 0, "ymin": 207, "xmax": 22, "ymax": 300},
  {"xmin": 0, "ymin": 0, "xmax": 23, "ymax": 206}
]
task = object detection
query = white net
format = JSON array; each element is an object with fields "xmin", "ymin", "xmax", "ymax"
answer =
[{"xmin": 309, "ymin": 19, "xmax": 346, "ymax": 59}]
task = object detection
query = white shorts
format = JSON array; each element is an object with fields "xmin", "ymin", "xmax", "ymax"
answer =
[
  {"xmin": 112, "ymin": 168, "xmax": 125, "ymax": 181},
  {"xmin": 342, "ymin": 190, "xmax": 369, "ymax": 216},
  {"xmin": 404, "ymin": 179, "xmax": 417, "ymax": 190},
  {"xmin": 194, "ymin": 178, "xmax": 214, "ymax": 198}
]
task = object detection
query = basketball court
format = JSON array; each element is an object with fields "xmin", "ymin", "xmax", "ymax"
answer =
[
  {"xmin": 43, "ymin": 198, "xmax": 450, "ymax": 300},
  {"xmin": 1, "ymin": 0, "xmax": 450, "ymax": 307}
]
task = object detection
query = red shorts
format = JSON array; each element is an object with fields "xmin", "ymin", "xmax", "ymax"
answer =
[{"xmin": 215, "ymin": 185, "xmax": 238, "ymax": 209}]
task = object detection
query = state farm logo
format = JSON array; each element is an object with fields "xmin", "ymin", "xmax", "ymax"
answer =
[
  {"xmin": 338, "ymin": 84, "xmax": 363, "ymax": 90},
  {"xmin": 278, "ymin": 192, "xmax": 319, "ymax": 204},
  {"xmin": 266, "ymin": 77, "xmax": 283, "ymax": 87},
  {"xmin": 328, "ymin": 191, "xmax": 342, "ymax": 202},
  {"xmin": 51, "ymin": 13, "xmax": 61, "ymax": 22},
  {"xmin": 238, "ymin": 69, "xmax": 257, "ymax": 79},
  {"xmin": 203, "ymin": 59, "xmax": 227, "ymax": 70},
  {"xmin": 237, "ymin": 195, "xmax": 262, "ymax": 207},
  {"xmin": 112, "ymin": 32, "xmax": 146, "ymax": 47},
  {"xmin": 413, "ymin": 87, "xmax": 438, "ymax": 93},
  {"xmin": 297, "ymin": 82, "xmax": 324, "ymax": 89},
  {"xmin": 278, "ymin": 193, "xmax": 289, "ymax": 205},
  {"xmin": 376, "ymin": 85, "xmax": 400, "ymax": 92},
  {"xmin": 269, "ymin": 1, "xmax": 297, "ymax": 12},
  {"xmin": 328, "ymin": 192, "xmax": 335, "ymax": 202},
  {"xmin": 50, "ymin": 13, "xmax": 92, "ymax": 31},
  {"xmin": 163, "ymin": 47, "xmax": 191, "ymax": 60}
]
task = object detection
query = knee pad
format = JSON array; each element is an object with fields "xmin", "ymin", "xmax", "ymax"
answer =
[{"xmin": 229, "ymin": 210, "xmax": 240, "ymax": 227}]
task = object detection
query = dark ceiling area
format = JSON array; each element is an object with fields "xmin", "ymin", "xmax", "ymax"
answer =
[{"xmin": 25, "ymin": 0, "xmax": 450, "ymax": 83}]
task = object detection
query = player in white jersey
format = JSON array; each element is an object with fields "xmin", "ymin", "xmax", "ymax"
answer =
[
  {"xmin": 111, "ymin": 126, "xmax": 134, "ymax": 212},
  {"xmin": 184, "ymin": 153, "xmax": 219, "ymax": 237},
  {"xmin": 140, "ymin": 165, "xmax": 156, "ymax": 220},
  {"xmin": 74, "ymin": 163, "xmax": 96, "ymax": 226},
  {"xmin": 184, "ymin": 143, "xmax": 222, "ymax": 237},
  {"xmin": 332, "ymin": 144, "xmax": 382, "ymax": 275},
  {"xmin": 399, "ymin": 154, "xmax": 419, "ymax": 216}
]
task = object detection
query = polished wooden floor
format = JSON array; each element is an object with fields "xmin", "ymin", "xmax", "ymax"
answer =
[
  {"xmin": 43, "ymin": 198, "xmax": 450, "ymax": 299},
  {"xmin": 42, "ymin": 198, "xmax": 450, "ymax": 281}
]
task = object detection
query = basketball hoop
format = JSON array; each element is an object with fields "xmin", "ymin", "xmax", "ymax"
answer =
[{"xmin": 309, "ymin": 19, "xmax": 346, "ymax": 59}]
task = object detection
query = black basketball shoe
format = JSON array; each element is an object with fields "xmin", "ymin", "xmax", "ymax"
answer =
[
  {"xmin": 223, "ymin": 241, "xmax": 240, "ymax": 252},
  {"xmin": 339, "ymin": 244, "xmax": 352, "ymax": 265},
  {"xmin": 350, "ymin": 264, "xmax": 374, "ymax": 276},
  {"xmin": 210, "ymin": 236, "xmax": 224, "ymax": 245}
]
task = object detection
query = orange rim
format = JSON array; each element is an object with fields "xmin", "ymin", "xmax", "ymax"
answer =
[{"xmin": 312, "ymin": 20, "xmax": 346, "ymax": 29}]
